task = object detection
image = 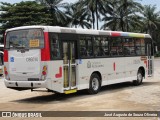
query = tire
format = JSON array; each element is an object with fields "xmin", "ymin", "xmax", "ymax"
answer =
[
  {"xmin": 88, "ymin": 73, "xmax": 101, "ymax": 94},
  {"xmin": 133, "ymin": 69, "xmax": 143, "ymax": 86}
]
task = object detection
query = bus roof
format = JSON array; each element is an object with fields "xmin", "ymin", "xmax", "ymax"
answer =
[{"xmin": 6, "ymin": 26, "xmax": 151, "ymax": 39}]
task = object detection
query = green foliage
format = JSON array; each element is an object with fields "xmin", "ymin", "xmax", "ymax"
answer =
[
  {"xmin": 77, "ymin": 0, "xmax": 111, "ymax": 29},
  {"xmin": 65, "ymin": 3, "xmax": 92, "ymax": 29},
  {"xmin": 0, "ymin": 1, "xmax": 51, "ymax": 37},
  {"xmin": 101, "ymin": 0, "xmax": 143, "ymax": 32},
  {"xmin": 36, "ymin": 0, "xmax": 69, "ymax": 26}
]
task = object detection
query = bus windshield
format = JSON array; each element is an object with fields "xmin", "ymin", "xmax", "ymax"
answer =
[{"xmin": 5, "ymin": 29, "xmax": 44, "ymax": 49}]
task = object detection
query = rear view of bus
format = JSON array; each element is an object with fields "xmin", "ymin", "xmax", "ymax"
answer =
[{"xmin": 4, "ymin": 26, "xmax": 50, "ymax": 91}]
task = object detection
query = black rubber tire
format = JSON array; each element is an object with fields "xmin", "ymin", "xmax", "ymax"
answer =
[
  {"xmin": 88, "ymin": 73, "xmax": 101, "ymax": 94},
  {"xmin": 133, "ymin": 69, "xmax": 143, "ymax": 86}
]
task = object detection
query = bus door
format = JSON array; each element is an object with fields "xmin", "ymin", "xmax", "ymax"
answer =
[
  {"xmin": 62, "ymin": 41, "xmax": 77, "ymax": 92},
  {"xmin": 146, "ymin": 43, "xmax": 153, "ymax": 76}
]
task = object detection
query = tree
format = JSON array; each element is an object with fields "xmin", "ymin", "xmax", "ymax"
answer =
[
  {"xmin": 36, "ymin": 0, "xmax": 68, "ymax": 26},
  {"xmin": 101, "ymin": 0, "xmax": 143, "ymax": 32},
  {"xmin": 78, "ymin": 0, "xmax": 111, "ymax": 29},
  {"xmin": 142, "ymin": 5, "xmax": 160, "ymax": 50},
  {"xmin": 65, "ymin": 3, "xmax": 92, "ymax": 28},
  {"xmin": 0, "ymin": 1, "xmax": 50, "ymax": 42},
  {"xmin": 142, "ymin": 5, "xmax": 160, "ymax": 34}
]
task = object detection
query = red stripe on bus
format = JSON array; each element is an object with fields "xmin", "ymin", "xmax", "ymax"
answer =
[
  {"xmin": 144, "ymin": 60, "xmax": 147, "ymax": 68},
  {"xmin": 41, "ymin": 32, "xmax": 50, "ymax": 61},
  {"xmin": 4, "ymin": 50, "xmax": 8, "ymax": 62},
  {"xmin": 111, "ymin": 32, "xmax": 121, "ymax": 37},
  {"xmin": 113, "ymin": 62, "xmax": 116, "ymax": 71}
]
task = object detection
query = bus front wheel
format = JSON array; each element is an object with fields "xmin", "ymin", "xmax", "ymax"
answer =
[
  {"xmin": 133, "ymin": 69, "xmax": 143, "ymax": 86},
  {"xmin": 88, "ymin": 73, "xmax": 101, "ymax": 94}
]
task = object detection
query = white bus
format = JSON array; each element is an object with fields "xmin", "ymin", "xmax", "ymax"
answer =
[
  {"xmin": 0, "ymin": 51, "xmax": 4, "ymax": 76},
  {"xmin": 0, "ymin": 44, "xmax": 4, "ymax": 76},
  {"xmin": 4, "ymin": 26, "xmax": 154, "ymax": 94}
]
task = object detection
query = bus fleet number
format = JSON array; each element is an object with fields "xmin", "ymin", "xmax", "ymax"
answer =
[{"xmin": 26, "ymin": 57, "xmax": 38, "ymax": 62}]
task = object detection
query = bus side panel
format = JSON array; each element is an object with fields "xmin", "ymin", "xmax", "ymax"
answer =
[
  {"xmin": 106, "ymin": 58, "xmax": 125, "ymax": 85},
  {"xmin": 77, "ymin": 58, "xmax": 126, "ymax": 90},
  {"xmin": 47, "ymin": 60, "xmax": 64, "ymax": 93},
  {"xmin": 125, "ymin": 56, "xmax": 149, "ymax": 81},
  {"xmin": 125, "ymin": 57, "xmax": 141, "ymax": 81},
  {"xmin": 77, "ymin": 57, "xmax": 148, "ymax": 91}
]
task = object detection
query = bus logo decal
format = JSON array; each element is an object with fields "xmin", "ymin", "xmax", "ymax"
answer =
[
  {"xmin": 10, "ymin": 57, "xmax": 14, "ymax": 62},
  {"xmin": 55, "ymin": 67, "xmax": 62, "ymax": 78}
]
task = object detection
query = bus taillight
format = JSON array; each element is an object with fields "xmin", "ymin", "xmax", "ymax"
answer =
[
  {"xmin": 41, "ymin": 66, "xmax": 47, "ymax": 80},
  {"xmin": 42, "ymin": 66, "xmax": 47, "ymax": 75},
  {"xmin": 4, "ymin": 66, "xmax": 9, "ymax": 80},
  {"xmin": 4, "ymin": 66, "xmax": 7, "ymax": 75}
]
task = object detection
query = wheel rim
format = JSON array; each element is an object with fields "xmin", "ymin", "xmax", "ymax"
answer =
[
  {"xmin": 92, "ymin": 78, "xmax": 99, "ymax": 91},
  {"xmin": 137, "ymin": 72, "xmax": 142, "ymax": 83}
]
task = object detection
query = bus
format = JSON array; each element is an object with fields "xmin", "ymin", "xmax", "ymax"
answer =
[
  {"xmin": 3, "ymin": 26, "xmax": 154, "ymax": 94},
  {"xmin": 0, "ymin": 51, "xmax": 4, "ymax": 76},
  {"xmin": 0, "ymin": 44, "xmax": 4, "ymax": 76}
]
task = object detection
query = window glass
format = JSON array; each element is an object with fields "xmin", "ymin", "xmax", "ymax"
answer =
[
  {"xmin": 110, "ymin": 37, "xmax": 123, "ymax": 56},
  {"xmin": 123, "ymin": 38, "xmax": 135, "ymax": 55},
  {"xmin": 94, "ymin": 37, "xmax": 109, "ymax": 57},
  {"xmin": 80, "ymin": 36, "xmax": 93, "ymax": 57},
  {"xmin": 135, "ymin": 38, "xmax": 145, "ymax": 55},
  {"xmin": 49, "ymin": 33, "xmax": 61, "ymax": 59},
  {"xmin": 6, "ymin": 29, "xmax": 44, "ymax": 49},
  {"xmin": 101, "ymin": 37, "xmax": 109, "ymax": 56}
]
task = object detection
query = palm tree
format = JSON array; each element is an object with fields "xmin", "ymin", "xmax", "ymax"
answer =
[
  {"xmin": 142, "ymin": 5, "xmax": 160, "ymax": 43},
  {"xmin": 119, "ymin": 0, "xmax": 143, "ymax": 31},
  {"xmin": 142, "ymin": 5, "xmax": 160, "ymax": 34},
  {"xmin": 79, "ymin": 0, "xmax": 111, "ymax": 29},
  {"xmin": 36, "ymin": 0, "xmax": 68, "ymax": 26},
  {"xmin": 65, "ymin": 3, "xmax": 92, "ymax": 29},
  {"xmin": 101, "ymin": 0, "xmax": 143, "ymax": 32}
]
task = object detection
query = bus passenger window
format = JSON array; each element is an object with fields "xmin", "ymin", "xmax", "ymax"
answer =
[
  {"xmin": 123, "ymin": 38, "xmax": 135, "ymax": 56},
  {"xmin": 94, "ymin": 37, "xmax": 109, "ymax": 57},
  {"xmin": 80, "ymin": 36, "xmax": 93, "ymax": 58},
  {"xmin": 135, "ymin": 38, "xmax": 145, "ymax": 55},
  {"xmin": 110, "ymin": 37, "xmax": 123, "ymax": 56},
  {"xmin": 49, "ymin": 33, "xmax": 60, "ymax": 59}
]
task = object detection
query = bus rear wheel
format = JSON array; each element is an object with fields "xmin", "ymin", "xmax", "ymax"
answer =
[
  {"xmin": 88, "ymin": 73, "xmax": 101, "ymax": 94},
  {"xmin": 133, "ymin": 69, "xmax": 143, "ymax": 86}
]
